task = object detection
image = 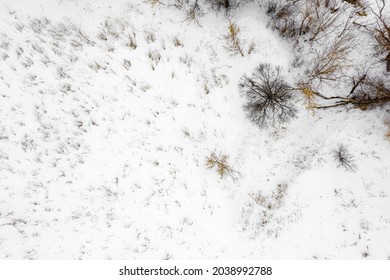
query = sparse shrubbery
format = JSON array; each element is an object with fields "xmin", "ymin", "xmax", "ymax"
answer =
[
  {"xmin": 250, "ymin": 183, "xmax": 288, "ymax": 210},
  {"xmin": 169, "ymin": 0, "xmax": 249, "ymax": 23},
  {"xmin": 298, "ymin": 0, "xmax": 390, "ymax": 116},
  {"xmin": 266, "ymin": 0, "xmax": 355, "ymax": 41},
  {"xmin": 308, "ymin": 32, "xmax": 354, "ymax": 84},
  {"xmin": 357, "ymin": 0, "xmax": 390, "ymax": 72},
  {"xmin": 264, "ymin": 0, "xmax": 390, "ymax": 141},
  {"xmin": 241, "ymin": 182, "xmax": 292, "ymax": 238},
  {"xmin": 240, "ymin": 63, "xmax": 296, "ymax": 128}
]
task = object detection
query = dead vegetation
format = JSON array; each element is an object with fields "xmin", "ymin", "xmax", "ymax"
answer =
[
  {"xmin": 333, "ymin": 144, "xmax": 357, "ymax": 172},
  {"xmin": 385, "ymin": 119, "xmax": 390, "ymax": 141},
  {"xmin": 308, "ymin": 32, "xmax": 354, "ymax": 84},
  {"xmin": 250, "ymin": 183, "xmax": 288, "ymax": 210},
  {"xmin": 354, "ymin": 0, "xmax": 390, "ymax": 72},
  {"xmin": 267, "ymin": 0, "xmax": 364, "ymax": 41},
  {"xmin": 206, "ymin": 152, "xmax": 239, "ymax": 181},
  {"xmin": 298, "ymin": 75, "xmax": 390, "ymax": 110},
  {"xmin": 224, "ymin": 20, "xmax": 255, "ymax": 56},
  {"xmin": 264, "ymin": 0, "xmax": 390, "ymax": 116}
]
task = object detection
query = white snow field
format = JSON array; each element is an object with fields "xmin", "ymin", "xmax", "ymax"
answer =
[{"xmin": 0, "ymin": 0, "xmax": 389, "ymax": 259}]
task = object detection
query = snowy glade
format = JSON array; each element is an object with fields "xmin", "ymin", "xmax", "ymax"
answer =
[{"xmin": 0, "ymin": 0, "xmax": 389, "ymax": 259}]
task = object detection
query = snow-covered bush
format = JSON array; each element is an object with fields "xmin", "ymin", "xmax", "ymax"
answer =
[{"xmin": 240, "ymin": 63, "xmax": 296, "ymax": 128}]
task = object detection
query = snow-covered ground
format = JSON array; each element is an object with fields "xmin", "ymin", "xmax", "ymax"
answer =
[{"xmin": 0, "ymin": 0, "xmax": 389, "ymax": 259}]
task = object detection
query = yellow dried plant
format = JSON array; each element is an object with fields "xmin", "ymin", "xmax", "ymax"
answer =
[
  {"xmin": 298, "ymin": 83, "xmax": 317, "ymax": 115},
  {"xmin": 206, "ymin": 152, "xmax": 238, "ymax": 180}
]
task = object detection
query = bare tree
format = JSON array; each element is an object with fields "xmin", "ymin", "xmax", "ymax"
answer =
[{"xmin": 240, "ymin": 64, "xmax": 296, "ymax": 128}]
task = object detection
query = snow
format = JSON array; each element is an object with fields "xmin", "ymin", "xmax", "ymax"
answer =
[{"xmin": 0, "ymin": 0, "xmax": 389, "ymax": 259}]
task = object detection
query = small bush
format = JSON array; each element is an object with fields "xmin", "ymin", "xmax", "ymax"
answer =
[
  {"xmin": 250, "ymin": 183, "xmax": 288, "ymax": 210},
  {"xmin": 240, "ymin": 63, "xmax": 296, "ymax": 128},
  {"xmin": 333, "ymin": 144, "xmax": 356, "ymax": 172},
  {"xmin": 223, "ymin": 20, "xmax": 255, "ymax": 57},
  {"xmin": 206, "ymin": 152, "xmax": 238, "ymax": 181}
]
